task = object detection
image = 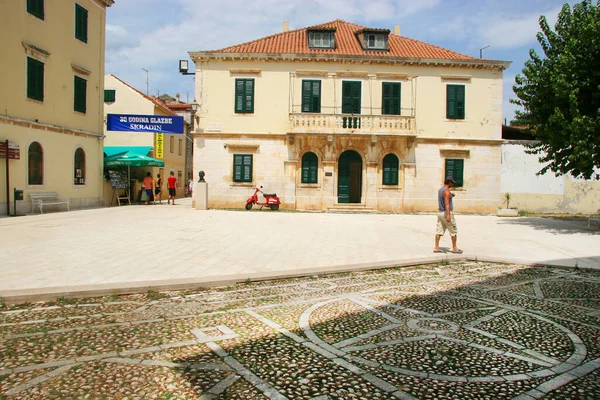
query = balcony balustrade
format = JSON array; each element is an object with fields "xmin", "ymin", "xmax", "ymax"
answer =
[{"xmin": 290, "ymin": 113, "xmax": 416, "ymax": 135}]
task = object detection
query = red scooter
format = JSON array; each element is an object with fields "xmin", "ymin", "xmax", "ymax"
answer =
[{"xmin": 245, "ymin": 186, "xmax": 281, "ymax": 210}]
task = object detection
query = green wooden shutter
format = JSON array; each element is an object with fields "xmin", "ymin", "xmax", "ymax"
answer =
[
  {"xmin": 301, "ymin": 152, "xmax": 318, "ymax": 184},
  {"xmin": 302, "ymin": 81, "xmax": 311, "ymax": 112},
  {"xmin": 382, "ymin": 82, "xmax": 401, "ymax": 115},
  {"xmin": 75, "ymin": 4, "xmax": 88, "ymax": 43},
  {"xmin": 445, "ymin": 159, "xmax": 464, "ymax": 187},
  {"xmin": 382, "ymin": 154, "xmax": 399, "ymax": 185},
  {"xmin": 233, "ymin": 154, "xmax": 252, "ymax": 182},
  {"xmin": 342, "ymin": 81, "xmax": 361, "ymax": 114},
  {"xmin": 447, "ymin": 85, "xmax": 465, "ymax": 119},
  {"xmin": 74, "ymin": 76, "xmax": 87, "ymax": 113},
  {"xmin": 104, "ymin": 89, "xmax": 115, "ymax": 102},
  {"xmin": 27, "ymin": 0, "xmax": 44, "ymax": 19},
  {"xmin": 235, "ymin": 79, "xmax": 254, "ymax": 113},
  {"xmin": 302, "ymin": 80, "xmax": 321, "ymax": 113},
  {"xmin": 233, "ymin": 155, "xmax": 242, "ymax": 181},
  {"xmin": 27, "ymin": 57, "xmax": 44, "ymax": 101}
]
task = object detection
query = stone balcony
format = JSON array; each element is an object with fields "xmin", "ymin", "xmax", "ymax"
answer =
[{"xmin": 289, "ymin": 113, "xmax": 416, "ymax": 136}]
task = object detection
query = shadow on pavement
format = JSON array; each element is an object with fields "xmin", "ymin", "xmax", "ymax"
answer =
[{"xmin": 496, "ymin": 216, "xmax": 600, "ymax": 235}]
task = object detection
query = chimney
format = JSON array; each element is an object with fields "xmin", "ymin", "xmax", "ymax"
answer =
[
  {"xmin": 394, "ymin": 25, "xmax": 400, "ymax": 36},
  {"xmin": 176, "ymin": 93, "xmax": 180, "ymax": 103},
  {"xmin": 282, "ymin": 21, "xmax": 289, "ymax": 32}
]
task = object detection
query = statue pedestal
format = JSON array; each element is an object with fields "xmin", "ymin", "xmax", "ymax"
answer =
[{"xmin": 194, "ymin": 182, "xmax": 208, "ymax": 210}]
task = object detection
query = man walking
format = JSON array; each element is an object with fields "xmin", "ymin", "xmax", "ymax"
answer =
[
  {"xmin": 434, "ymin": 176, "xmax": 462, "ymax": 254},
  {"xmin": 167, "ymin": 171, "xmax": 177, "ymax": 205},
  {"xmin": 143, "ymin": 172, "xmax": 154, "ymax": 205}
]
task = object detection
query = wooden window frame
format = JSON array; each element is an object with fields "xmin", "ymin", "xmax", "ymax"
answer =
[
  {"xmin": 233, "ymin": 154, "xmax": 253, "ymax": 183},
  {"xmin": 446, "ymin": 84, "xmax": 465, "ymax": 120},
  {"xmin": 445, "ymin": 158, "xmax": 464, "ymax": 187},
  {"xmin": 301, "ymin": 152, "xmax": 318, "ymax": 184},
  {"xmin": 301, "ymin": 80, "xmax": 321, "ymax": 113},
  {"xmin": 382, "ymin": 82, "xmax": 401, "ymax": 115},
  {"xmin": 74, "ymin": 76, "xmax": 87, "ymax": 113},
  {"xmin": 27, "ymin": 57, "xmax": 44, "ymax": 102},
  {"xmin": 75, "ymin": 3, "xmax": 88, "ymax": 43},
  {"xmin": 234, "ymin": 78, "xmax": 254, "ymax": 113}
]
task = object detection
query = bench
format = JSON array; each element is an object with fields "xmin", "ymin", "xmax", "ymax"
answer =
[
  {"xmin": 588, "ymin": 209, "xmax": 600, "ymax": 229},
  {"xmin": 30, "ymin": 192, "xmax": 70, "ymax": 214}
]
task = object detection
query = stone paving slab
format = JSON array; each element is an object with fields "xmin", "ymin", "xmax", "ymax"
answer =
[
  {"xmin": 0, "ymin": 198, "xmax": 598, "ymax": 302},
  {"xmin": 1, "ymin": 261, "xmax": 599, "ymax": 399}
]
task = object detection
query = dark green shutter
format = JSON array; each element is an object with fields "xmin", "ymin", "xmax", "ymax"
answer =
[
  {"xmin": 235, "ymin": 79, "xmax": 254, "ymax": 113},
  {"xmin": 27, "ymin": 0, "xmax": 44, "ymax": 19},
  {"xmin": 104, "ymin": 89, "xmax": 115, "ymax": 102},
  {"xmin": 447, "ymin": 85, "xmax": 465, "ymax": 119},
  {"xmin": 74, "ymin": 76, "xmax": 87, "ymax": 113},
  {"xmin": 382, "ymin": 82, "xmax": 401, "ymax": 115},
  {"xmin": 342, "ymin": 81, "xmax": 361, "ymax": 114},
  {"xmin": 445, "ymin": 159, "xmax": 464, "ymax": 187},
  {"xmin": 27, "ymin": 57, "xmax": 44, "ymax": 101},
  {"xmin": 301, "ymin": 152, "xmax": 318, "ymax": 184},
  {"xmin": 382, "ymin": 154, "xmax": 399, "ymax": 185},
  {"xmin": 301, "ymin": 80, "xmax": 321, "ymax": 113},
  {"xmin": 233, "ymin": 154, "xmax": 252, "ymax": 182},
  {"xmin": 75, "ymin": 4, "xmax": 88, "ymax": 43}
]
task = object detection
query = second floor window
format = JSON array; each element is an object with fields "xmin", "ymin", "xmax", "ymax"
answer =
[
  {"xmin": 302, "ymin": 80, "xmax": 321, "ymax": 113},
  {"xmin": 75, "ymin": 4, "xmax": 88, "ymax": 43},
  {"xmin": 170, "ymin": 136, "xmax": 174, "ymax": 153},
  {"xmin": 27, "ymin": 0, "xmax": 44, "ymax": 20},
  {"xmin": 382, "ymin": 82, "xmax": 401, "ymax": 115},
  {"xmin": 178, "ymin": 139, "xmax": 182, "ymax": 155},
  {"xmin": 366, "ymin": 33, "xmax": 387, "ymax": 50},
  {"xmin": 446, "ymin": 84, "xmax": 465, "ymax": 120},
  {"xmin": 342, "ymin": 81, "xmax": 361, "ymax": 114},
  {"xmin": 74, "ymin": 76, "xmax": 87, "ymax": 113},
  {"xmin": 104, "ymin": 89, "xmax": 116, "ymax": 103},
  {"xmin": 235, "ymin": 79, "xmax": 254, "ymax": 113},
  {"xmin": 27, "ymin": 57, "xmax": 44, "ymax": 102}
]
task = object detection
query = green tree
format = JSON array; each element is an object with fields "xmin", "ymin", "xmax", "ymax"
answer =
[{"xmin": 511, "ymin": 0, "xmax": 600, "ymax": 180}]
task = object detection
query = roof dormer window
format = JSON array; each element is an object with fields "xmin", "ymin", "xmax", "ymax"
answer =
[
  {"xmin": 308, "ymin": 31, "xmax": 335, "ymax": 49},
  {"xmin": 367, "ymin": 33, "xmax": 387, "ymax": 49}
]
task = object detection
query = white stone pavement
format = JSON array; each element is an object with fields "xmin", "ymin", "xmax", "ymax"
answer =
[{"xmin": 0, "ymin": 197, "xmax": 598, "ymax": 299}]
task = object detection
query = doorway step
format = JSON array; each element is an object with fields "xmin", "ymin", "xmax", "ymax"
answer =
[{"xmin": 327, "ymin": 204, "xmax": 377, "ymax": 213}]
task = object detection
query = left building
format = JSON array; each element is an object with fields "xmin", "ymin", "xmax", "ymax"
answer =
[{"xmin": 0, "ymin": 0, "xmax": 114, "ymax": 215}]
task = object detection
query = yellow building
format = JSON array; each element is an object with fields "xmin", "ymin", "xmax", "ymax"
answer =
[
  {"xmin": 0, "ymin": 0, "xmax": 114, "ymax": 215},
  {"xmin": 190, "ymin": 20, "xmax": 511, "ymax": 212},
  {"xmin": 103, "ymin": 74, "xmax": 187, "ymax": 203}
]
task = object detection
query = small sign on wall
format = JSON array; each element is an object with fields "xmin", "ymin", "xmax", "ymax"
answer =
[
  {"xmin": 156, "ymin": 133, "xmax": 164, "ymax": 159},
  {"xmin": 325, "ymin": 172, "xmax": 333, "ymax": 177}
]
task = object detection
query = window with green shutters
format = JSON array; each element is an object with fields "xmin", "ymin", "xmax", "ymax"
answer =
[
  {"xmin": 27, "ymin": 0, "xmax": 44, "ymax": 20},
  {"xmin": 301, "ymin": 152, "xmax": 318, "ymax": 184},
  {"xmin": 27, "ymin": 57, "xmax": 44, "ymax": 101},
  {"xmin": 342, "ymin": 81, "xmax": 361, "ymax": 114},
  {"xmin": 301, "ymin": 80, "xmax": 321, "ymax": 113},
  {"xmin": 445, "ymin": 159, "xmax": 464, "ymax": 187},
  {"xmin": 233, "ymin": 154, "xmax": 253, "ymax": 182},
  {"xmin": 75, "ymin": 4, "xmax": 88, "ymax": 43},
  {"xmin": 104, "ymin": 89, "xmax": 116, "ymax": 103},
  {"xmin": 235, "ymin": 79, "xmax": 254, "ymax": 113},
  {"xmin": 74, "ymin": 76, "xmax": 87, "ymax": 113},
  {"xmin": 446, "ymin": 84, "xmax": 465, "ymax": 119},
  {"xmin": 382, "ymin": 82, "xmax": 401, "ymax": 115},
  {"xmin": 382, "ymin": 154, "xmax": 399, "ymax": 185}
]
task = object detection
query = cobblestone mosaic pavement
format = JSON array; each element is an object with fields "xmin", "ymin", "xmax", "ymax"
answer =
[{"xmin": 1, "ymin": 261, "xmax": 599, "ymax": 399}]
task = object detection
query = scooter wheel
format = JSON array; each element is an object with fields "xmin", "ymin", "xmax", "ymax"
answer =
[
  {"xmin": 269, "ymin": 204, "xmax": 279, "ymax": 211},
  {"xmin": 245, "ymin": 202, "xmax": 253, "ymax": 210}
]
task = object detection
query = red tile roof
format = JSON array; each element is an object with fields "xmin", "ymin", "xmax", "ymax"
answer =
[
  {"xmin": 164, "ymin": 102, "xmax": 193, "ymax": 111},
  {"xmin": 109, "ymin": 74, "xmax": 176, "ymax": 116},
  {"xmin": 207, "ymin": 19, "xmax": 475, "ymax": 61}
]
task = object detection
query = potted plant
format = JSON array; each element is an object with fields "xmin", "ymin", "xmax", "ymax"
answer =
[{"xmin": 497, "ymin": 192, "xmax": 518, "ymax": 217}]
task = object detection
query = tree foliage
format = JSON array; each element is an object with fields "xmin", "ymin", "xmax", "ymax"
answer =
[{"xmin": 511, "ymin": 0, "xmax": 600, "ymax": 180}]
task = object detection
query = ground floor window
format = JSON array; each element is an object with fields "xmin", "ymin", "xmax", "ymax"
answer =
[
  {"xmin": 301, "ymin": 152, "xmax": 318, "ymax": 183},
  {"xmin": 445, "ymin": 158, "xmax": 464, "ymax": 187},
  {"xmin": 233, "ymin": 154, "xmax": 253, "ymax": 182},
  {"xmin": 28, "ymin": 141, "xmax": 43, "ymax": 185},
  {"xmin": 74, "ymin": 147, "xmax": 85, "ymax": 185},
  {"xmin": 382, "ymin": 154, "xmax": 399, "ymax": 185}
]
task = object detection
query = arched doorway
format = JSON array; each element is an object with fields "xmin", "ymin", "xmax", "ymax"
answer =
[{"xmin": 338, "ymin": 150, "xmax": 362, "ymax": 203}]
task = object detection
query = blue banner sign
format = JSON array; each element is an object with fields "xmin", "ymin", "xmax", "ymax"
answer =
[{"xmin": 107, "ymin": 114, "xmax": 184, "ymax": 134}]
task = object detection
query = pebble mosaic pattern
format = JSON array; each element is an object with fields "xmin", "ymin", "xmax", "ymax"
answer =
[{"xmin": 1, "ymin": 262, "xmax": 599, "ymax": 399}]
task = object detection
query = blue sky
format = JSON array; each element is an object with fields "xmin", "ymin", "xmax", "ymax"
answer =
[{"xmin": 105, "ymin": 0, "xmax": 578, "ymax": 123}]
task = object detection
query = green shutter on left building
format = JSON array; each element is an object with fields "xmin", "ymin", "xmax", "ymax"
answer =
[
  {"xmin": 27, "ymin": 0, "xmax": 44, "ymax": 19},
  {"xmin": 27, "ymin": 57, "xmax": 44, "ymax": 101},
  {"xmin": 75, "ymin": 4, "xmax": 88, "ymax": 43},
  {"xmin": 74, "ymin": 76, "xmax": 87, "ymax": 113}
]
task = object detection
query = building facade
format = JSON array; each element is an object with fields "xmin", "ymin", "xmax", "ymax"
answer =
[
  {"xmin": 190, "ymin": 20, "xmax": 510, "ymax": 212},
  {"xmin": 0, "ymin": 0, "xmax": 114, "ymax": 215},
  {"xmin": 103, "ymin": 74, "xmax": 187, "ymax": 200}
]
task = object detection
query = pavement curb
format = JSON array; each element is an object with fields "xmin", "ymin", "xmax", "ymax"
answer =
[{"xmin": 0, "ymin": 255, "xmax": 584, "ymax": 305}]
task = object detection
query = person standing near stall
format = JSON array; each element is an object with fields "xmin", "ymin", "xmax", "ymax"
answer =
[
  {"xmin": 143, "ymin": 172, "xmax": 154, "ymax": 205},
  {"xmin": 167, "ymin": 171, "xmax": 177, "ymax": 205},
  {"xmin": 154, "ymin": 173, "xmax": 163, "ymax": 205}
]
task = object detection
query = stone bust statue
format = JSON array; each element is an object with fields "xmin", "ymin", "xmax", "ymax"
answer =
[{"xmin": 198, "ymin": 170, "xmax": 206, "ymax": 183}]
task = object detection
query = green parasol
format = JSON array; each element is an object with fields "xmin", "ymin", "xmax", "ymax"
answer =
[{"xmin": 104, "ymin": 151, "xmax": 164, "ymax": 167}]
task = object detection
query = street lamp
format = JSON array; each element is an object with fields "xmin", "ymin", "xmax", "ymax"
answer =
[
  {"xmin": 179, "ymin": 60, "xmax": 194, "ymax": 75},
  {"xmin": 479, "ymin": 45, "xmax": 490, "ymax": 59}
]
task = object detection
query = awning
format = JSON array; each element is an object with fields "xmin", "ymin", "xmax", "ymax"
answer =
[
  {"xmin": 104, "ymin": 146, "xmax": 152, "ymax": 157},
  {"xmin": 104, "ymin": 151, "xmax": 164, "ymax": 168}
]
